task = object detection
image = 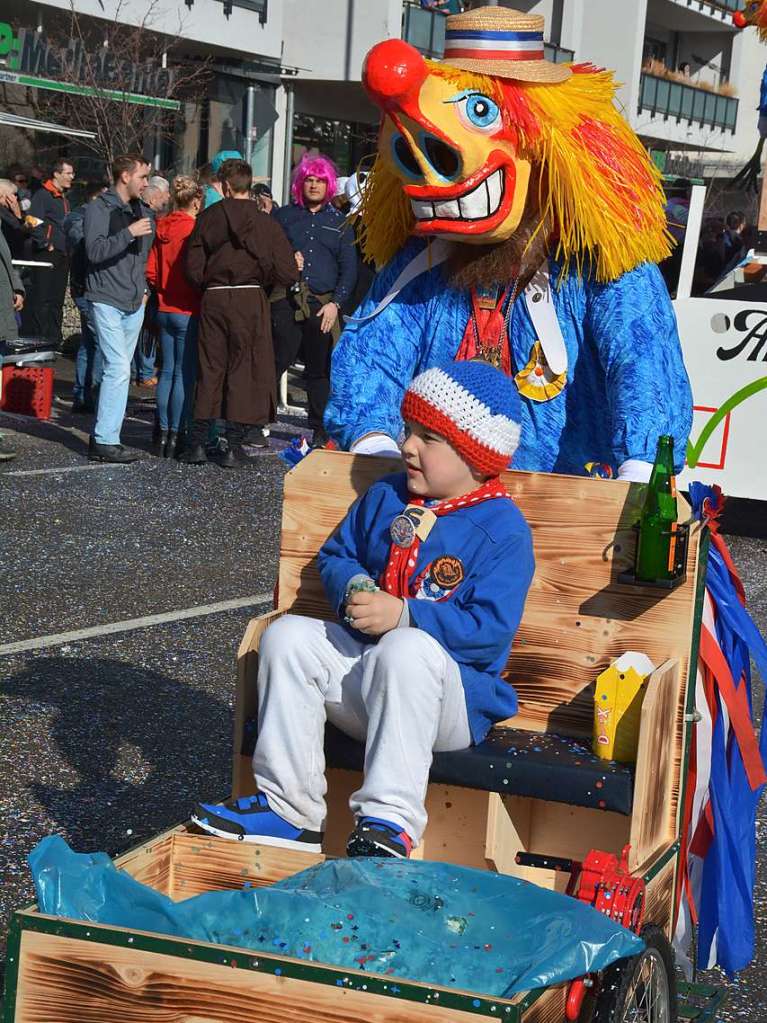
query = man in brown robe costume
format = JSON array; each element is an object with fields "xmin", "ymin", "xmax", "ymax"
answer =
[{"xmin": 183, "ymin": 159, "xmax": 298, "ymax": 466}]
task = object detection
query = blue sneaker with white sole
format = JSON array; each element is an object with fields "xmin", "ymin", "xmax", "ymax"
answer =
[
  {"xmin": 346, "ymin": 816, "xmax": 414, "ymax": 858},
  {"xmin": 192, "ymin": 792, "xmax": 323, "ymax": 852}
]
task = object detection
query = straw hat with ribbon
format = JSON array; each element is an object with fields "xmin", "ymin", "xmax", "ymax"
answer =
[{"xmin": 441, "ymin": 5, "xmax": 571, "ymax": 84}]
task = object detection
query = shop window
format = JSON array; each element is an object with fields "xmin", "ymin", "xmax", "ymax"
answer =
[{"xmin": 292, "ymin": 113, "xmax": 378, "ymax": 177}]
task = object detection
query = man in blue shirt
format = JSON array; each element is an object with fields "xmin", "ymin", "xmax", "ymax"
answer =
[{"xmin": 273, "ymin": 155, "xmax": 357, "ymax": 445}]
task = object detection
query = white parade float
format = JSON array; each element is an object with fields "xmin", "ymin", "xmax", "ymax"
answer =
[{"xmin": 675, "ymin": 184, "xmax": 767, "ymax": 501}]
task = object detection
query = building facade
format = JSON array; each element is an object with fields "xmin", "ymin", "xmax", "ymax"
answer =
[
  {"xmin": 474, "ymin": 0, "xmax": 762, "ymax": 181},
  {"xmin": 1, "ymin": 0, "xmax": 763, "ymax": 198}
]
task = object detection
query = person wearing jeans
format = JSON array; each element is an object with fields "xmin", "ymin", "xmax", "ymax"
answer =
[
  {"xmin": 64, "ymin": 181, "xmax": 107, "ymax": 413},
  {"xmin": 72, "ymin": 296, "xmax": 103, "ymax": 410},
  {"xmin": 155, "ymin": 314, "xmax": 198, "ymax": 453},
  {"xmin": 84, "ymin": 154, "xmax": 154, "ymax": 463},
  {"xmin": 90, "ymin": 302, "xmax": 145, "ymax": 441},
  {"xmin": 145, "ymin": 176, "xmax": 202, "ymax": 457}
]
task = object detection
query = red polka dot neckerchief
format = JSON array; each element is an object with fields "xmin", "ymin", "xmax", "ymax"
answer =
[{"xmin": 380, "ymin": 477, "xmax": 510, "ymax": 599}]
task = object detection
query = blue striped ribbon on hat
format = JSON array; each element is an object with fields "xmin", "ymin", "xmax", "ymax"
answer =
[{"xmin": 444, "ymin": 27, "xmax": 545, "ymax": 62}]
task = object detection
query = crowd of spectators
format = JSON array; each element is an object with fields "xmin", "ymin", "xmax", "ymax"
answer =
[{"xmin": 0, "ymin": 149, "xmax": 362, "ymax": 465}]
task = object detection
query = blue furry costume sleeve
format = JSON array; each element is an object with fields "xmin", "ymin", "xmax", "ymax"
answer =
[{"xmin": 326, "ymin": 244, "xmax": 692, "ymax": 475}]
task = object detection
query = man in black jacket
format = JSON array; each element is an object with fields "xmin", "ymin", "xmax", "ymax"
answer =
[{"xmin": 20, "ymin": 159, "xmax": 75, "ymax": 345}]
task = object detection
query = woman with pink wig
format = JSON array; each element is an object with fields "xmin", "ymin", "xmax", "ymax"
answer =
[{"xmin": 273, "ymin": 153, "xmax": 357, "ymax": 446}]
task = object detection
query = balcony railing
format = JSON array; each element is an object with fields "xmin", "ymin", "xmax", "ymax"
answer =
[
  {"xmin": 402, "ymin": 3, "xmax": 447, "ymax": 60},
  {"xmin": 544, "ymin": 42, "xmax": 575, "ymax": 64},
  {"xmin": 666, "ymin": 0, "xmax": 743, "ymax": 16},
  {"xmin": 639, "ymin": 72, "xmax": 738, "ymax": 133},
  {"xmin": 699, "ymin": 0, "xmax": 744, "ymax": 11},
  {"xmin": 401, "ymin": 3, "xmax": 574, "ymax": 63}
]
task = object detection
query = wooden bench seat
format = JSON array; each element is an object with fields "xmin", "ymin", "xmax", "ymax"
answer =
[
  {"xmin": 239, "ymin": 718, "xmax": 636, "ymax": 815},
  {"xmin": 233, "ymin": 450, "xmax": 706, "ymax": 886}
]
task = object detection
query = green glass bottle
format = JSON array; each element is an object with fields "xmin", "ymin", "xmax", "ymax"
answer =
[{"xmin": 635, "ymin": 435, "xmax": 679, "ymax": 582}]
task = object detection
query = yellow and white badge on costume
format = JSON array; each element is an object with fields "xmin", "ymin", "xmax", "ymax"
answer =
[{"xmin": 514, "ymin": 340, "xmax": 567, "ymax": 402}]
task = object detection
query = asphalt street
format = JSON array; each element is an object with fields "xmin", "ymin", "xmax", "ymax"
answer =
[{"xmin": 1, "ymin": 358, "xmax": 766, "ymax": 1019}]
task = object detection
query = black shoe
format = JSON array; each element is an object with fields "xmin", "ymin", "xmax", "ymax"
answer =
[
  {"xmin": 164, "ymin": 430, "xmax": 179, "ymax": 459},
  {"xmin": 311, "ymin": 429, "xmax": 330, "ymax": 449},
  {"xmin": 346, "ymin": 817, "xmax": 413, "ymax": 859},
  {"xmin": 152, "ymin": 429, "xmax": 168, "ymax": 457},
  {"xmin": 244, "ymin": 425, "xmax": 269, "ymax": 448},
  {"xmin": 71, "ymin": 399, "xmax": 90, "ymax": 414},
  {"xmin": 177, "ymin": 443, "xmax": 208, "ymax": 464},
  {"xmin": 214, "ymin": 444, "xmax": 244, "ymax": 468},
  {"xmin": 215, "ymin": 422, "xmax": 247, "ymax": 468},
  {"xmin": 173, "ymin": 430, "xmax": 188, "ymax": 457},
  {"xmin": 88, "ymin": 439, "xmax": 138, "ymax": 464}
]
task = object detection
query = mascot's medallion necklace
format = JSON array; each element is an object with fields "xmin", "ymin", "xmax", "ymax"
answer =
[
  {"xmin": 454, "ymin": 281, "xmax": 519, "ymax": 371},
  {"xmin": 459, "ymin": 276, "xmax": 567, "ymax": 402},
  {"xmin": 465, "ymin": 279, "xmax": 520, "ymax": 371}
]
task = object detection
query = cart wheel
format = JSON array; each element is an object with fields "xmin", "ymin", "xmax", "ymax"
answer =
[{"xmin": 592, "ymin": 926, "xmax": 677, "ymax": 1023}]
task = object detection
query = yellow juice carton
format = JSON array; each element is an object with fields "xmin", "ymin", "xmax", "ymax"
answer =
[{"xmin": 593, "ymin": 652, "xmax": 656, "ymax": 763}]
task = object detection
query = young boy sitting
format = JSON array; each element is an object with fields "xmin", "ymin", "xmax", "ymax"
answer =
[{"xmin": 193, "ymin": 360, "xmax": 535, "ymax": 857}]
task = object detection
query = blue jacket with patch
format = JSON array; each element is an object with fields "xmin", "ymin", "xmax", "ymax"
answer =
[
  {"xmin": 317, "ymin": 472, "xmax": 535, "ymax": 744},
  {"xmin": 326, "ymin": 242, "xmax": 693, "ymax": 475}
]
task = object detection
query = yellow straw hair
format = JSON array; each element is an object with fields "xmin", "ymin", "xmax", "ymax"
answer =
[{"xmin": 357, "ymin": 62, "xmax": 671, "ymax": 282}]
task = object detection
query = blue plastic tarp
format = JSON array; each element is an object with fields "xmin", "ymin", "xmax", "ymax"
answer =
[{"xmin": 30, "ymin": 836, "xmax": 643, "ymax": 997}]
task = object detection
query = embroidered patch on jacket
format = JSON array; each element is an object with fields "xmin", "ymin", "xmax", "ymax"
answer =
[
  {"xmin": 415, "ymin": 574, "xmax": 452, "ymax": 602},
  {"xmin": 514, "ymin": 339, "xmax": 567, "ymax": 402},
  {"xmin": 431, "ymin": 555, "xmax": 464, "ymax": 589}
]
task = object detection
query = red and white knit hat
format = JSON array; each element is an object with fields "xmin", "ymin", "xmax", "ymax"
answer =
[{"xmin": 401, "ymin": 361, "xmax": 522, "ymax": 476}]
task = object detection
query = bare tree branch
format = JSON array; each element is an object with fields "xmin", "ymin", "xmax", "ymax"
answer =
[{"xmin": 29, "ymin": 1, "xmax": 212, "ymax": 168}]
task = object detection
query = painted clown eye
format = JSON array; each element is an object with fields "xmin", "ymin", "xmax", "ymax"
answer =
[{"xmin": 457, "ymin": 93, "xmax": 501, "ymax": 133}]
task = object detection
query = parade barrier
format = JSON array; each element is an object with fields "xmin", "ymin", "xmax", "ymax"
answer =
[{"xmin": 4, "ymin": 451, "xmax": 708, "ymax": 1022}]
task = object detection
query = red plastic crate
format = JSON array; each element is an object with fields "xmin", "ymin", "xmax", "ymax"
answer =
[{"xmin": 0, "ymin": 365, "xmax": 54, "ymax": 419}]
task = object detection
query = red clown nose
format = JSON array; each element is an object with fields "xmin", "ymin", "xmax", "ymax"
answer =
[
  {"xmin": 733, "ymin": 10, "xmax": 747, "ymax": 27},
  {"xmin": 363, "ymin": 39, "xmax": 428, "ymax": 109}
]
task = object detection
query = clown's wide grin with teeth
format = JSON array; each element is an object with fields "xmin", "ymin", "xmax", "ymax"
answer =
[
  {"xmin": 409, "ymin": 165, "xmax": 505, "ymax": 224},
  {"xmin": 368, "ymin": 55, "xmax": 532, "ymax": 244}
]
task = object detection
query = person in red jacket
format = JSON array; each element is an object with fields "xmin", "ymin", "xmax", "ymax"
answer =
[{"xmin": 145, "ymin": 176, "xmax": 203, "ymax": 457}]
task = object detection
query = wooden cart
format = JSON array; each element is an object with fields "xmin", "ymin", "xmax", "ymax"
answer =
[{"xmin": 4, "ymin": 451, "xmax": 723, "ymax": 1023}]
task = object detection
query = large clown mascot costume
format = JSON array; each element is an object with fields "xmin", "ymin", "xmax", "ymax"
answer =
[
  {"xmin": 325, "ymin": 4, "xmax": 767, "ymax": 980},
  {"xmin": 325, "ymin": 5, "xmax": 692, "ymax": 482}
]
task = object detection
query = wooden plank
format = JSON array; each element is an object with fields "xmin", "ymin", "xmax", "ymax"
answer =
[
  {"xmin": 113, "ymin": 829, "xmax": 176, "ymax": 897},
  {"xmin": 628, "ymin": 660, "xmax": 681, "ymax": 872},
  {"xmin": 527, "ymin": 799, "xmax": 630, "ymax": 865},
  {"xmin": 521, "ymin": 986, "xmax": 568, "ymax": 1023},
  {"xmin": 14, "ymin": 930, "xmax": 511, "ymax": 1023},
  {"xmin": 485, "ymin": 794, "xmax": 534, "ymax": 881},
  {"xmin": 232, "ymin": 610, "xmax": 283, "ymax": 798},
  {"xmin": 277, "ymin": 451, "xmax": 702, "ymax": 742},
  {"xmin": 324, "ymin": 772, "xmax": 492, "ymax": 869},
  {"xmin": 168, "ymin": 830, "xmax": 323, "ymax": 900},
  {"xmin": 643, "ymin": 860, "xmax": 676, "ymax": 938},
  {"xmin": 233, "ymin": 753, "xmax": 257, "ymax": 799},
  {"xmin": 419, "ymin": 786, "xmax": 493, "ymax": 869}
]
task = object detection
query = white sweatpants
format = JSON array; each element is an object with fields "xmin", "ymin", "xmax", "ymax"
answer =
[{"xmin": 253, "ymin": 614, "xmax": 472, "ymax": 844}]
